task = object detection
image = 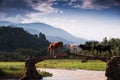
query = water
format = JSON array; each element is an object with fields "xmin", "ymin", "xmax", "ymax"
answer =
[
  {"xmin": 2, "ymin": 68, "xmax": 107, "ymax": 80},
  {"xmin": 38, "ymin": 68, "xmax": 107, "ymax": 80}
]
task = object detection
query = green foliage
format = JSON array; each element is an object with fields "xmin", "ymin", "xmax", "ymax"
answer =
[
  {"xmin": 0, "ymin": 62, "xmax": 24, "ymax": 78},
  {"xmin": 0, "ymin": 26, "xmax": 120, "ymax": 61},
  {"xmin": 85, "ymin": 41, "xmax": 99, "ymax": 46},
  {"xmin": 0, "ymin": 69, "xmax": 6, "ymax": 77},
  {"xmin": 0, "ymin": 26, "xmax": 49, "ymax": 51},
  {"xmin": 39, "ymin": 70, "xmax": 53, "ymax": 77},
  {"xmin": 0, "ymin": 62, "xmax": 52, "ymax": 78},
  {"xmin": 36, "ymin": 59, "xmax": 106, "ymax": 71},
  {"xmin": 0, "ymin": 26, "xmax": 49, "ymax": 61},
  {"xmin": 13, "ymin": 48, "xmax": 48, "ymax": 61},
  {"xmin": 84, "ymin": 37, "xmax": 120, "ymax": 57}
]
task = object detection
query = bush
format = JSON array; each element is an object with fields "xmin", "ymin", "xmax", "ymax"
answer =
[{"xmin": 0, "ymin": 69, "xmax": 6, "ymax": 77}]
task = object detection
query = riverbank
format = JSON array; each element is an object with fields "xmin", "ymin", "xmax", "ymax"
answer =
[
  {"xmin": 0, "ymin": 59, "xmax": 106, "ymax": 79},
  {"xmin": 0, "ymin": 62, "xmax": 52, "ymax": 79},
  {"xmin": 39, "ymin": 68, "xmax": 107, "ymax": 80}
]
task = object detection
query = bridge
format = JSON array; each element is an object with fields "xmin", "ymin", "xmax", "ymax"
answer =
[{"xmin": 20, "ymin": 53, "xmax": 120, "ymax": 80}]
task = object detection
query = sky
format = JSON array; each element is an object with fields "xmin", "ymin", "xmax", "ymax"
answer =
[{"xmin": 0, "ymin": 0, "xmax": 120, "ymax": 41}]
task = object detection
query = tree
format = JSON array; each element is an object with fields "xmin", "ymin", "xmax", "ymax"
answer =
[
  {"xmin": 0, "ymin": 26, "xmax": 50, "ymax": 61},
  {"xmin": 101, "ymin": 37, "xmax": 108, "ymax": 45}
]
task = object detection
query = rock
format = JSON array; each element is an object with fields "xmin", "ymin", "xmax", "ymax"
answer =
[{"xmin": 105, "ymin": 56, "xmax": 120, "ymax": 80}]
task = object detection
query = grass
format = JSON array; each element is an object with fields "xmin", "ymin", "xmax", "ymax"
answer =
[
  {"xmin": 0, "ymin": 59, "xmax": 106, "ymax": 78},
  {"xmin": 0, "ymin": 62, "xmax": 52, "ymax": 78},
  {"xmin": 36, "ymin": 59, "xmax": 106, "ymax": 71},
  {"xmin": 0, "ymin": 62, "xmax": 24, "ymax": 78}
]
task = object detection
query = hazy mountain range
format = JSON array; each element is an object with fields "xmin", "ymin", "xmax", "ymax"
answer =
[{"xmin": 0, "ymin": 21, "xmax": 86, "ymax": 44}]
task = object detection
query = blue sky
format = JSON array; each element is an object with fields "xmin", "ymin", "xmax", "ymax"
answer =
[{"xmin": 0, "ymin": 0, "xmax": 120, "ymax": 41}]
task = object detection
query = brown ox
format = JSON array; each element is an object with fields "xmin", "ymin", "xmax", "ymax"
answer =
[{"xmin": 48, "ymin": 41, "xmax": 63, "ymax": 55}]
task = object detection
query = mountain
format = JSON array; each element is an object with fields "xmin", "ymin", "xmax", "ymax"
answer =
[
  {"xmin": 0, "ymin": 21, "xmax": 15, "ymax": 26},
  {"xmin": 0, "ymin": 21, "xmax": 87, "ymax": 44},
  {"xmin": 47, "ymin": 36, "xmax": 73, "ymax": 44}
]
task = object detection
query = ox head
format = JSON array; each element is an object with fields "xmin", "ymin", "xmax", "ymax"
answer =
[{"xmin": 78, "ymin": 44, "xmax": 84, "ymax": 48}]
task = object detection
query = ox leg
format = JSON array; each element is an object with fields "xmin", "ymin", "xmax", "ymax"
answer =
[
  {"xmin": 58, "ymin": 48, "xmax": 62, "ymax": 54},
  {"xmin": 108, "ymin": 50, "xmax": 112, "ymax": 56},
  {"xmin": 58, "ymin": 48, "xmax": 60, "ymax": 54},
  {"xmin": 49, "ymin": 50, "xmax": 52, "ymax": 55},
  {"xmin": 95, "ymin": 50, "xmax": 99, "ymax": 56},
  {"xmin": 52, "ymin": 50, "xmax": 55, "ymax": 55},
  {"xmin": 91, "ymin": 50, "xmax": 95, "ymax": 56},
  {"xmin": 50, "ymin": 49, "xmax": 54, "ymax": 55}
]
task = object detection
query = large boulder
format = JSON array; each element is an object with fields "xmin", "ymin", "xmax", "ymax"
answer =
[{"xmin": 105, "ymin": 56, "xmax": 120, "ymax": 80}]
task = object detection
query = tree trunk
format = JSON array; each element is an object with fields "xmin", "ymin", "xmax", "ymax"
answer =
[
  {"xmin": 20, "ymin": 58, "xmax": 42, "ymax": 80},
  {"xmin": 69, "ymin": 53, "xmax": 110, "ymax": 62},
  {"xmin": 20, "ymin": 53, "xmax": 68, "ymax": 80},
  {"xmin": 20, "ymin": 53, "xmax": 113, "ymax": 80},
  {"xmin": 105, "ymin": 56, "xmax": 120, "ymax": 80}
]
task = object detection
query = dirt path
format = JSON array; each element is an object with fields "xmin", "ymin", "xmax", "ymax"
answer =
[{"xmin": 38, "ymin": 68, "xmax": 107, "ymax": 80}]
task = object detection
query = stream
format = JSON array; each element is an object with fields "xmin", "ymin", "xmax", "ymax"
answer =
[{"xmin": 37, "ymin": 68, "xmax": 107, "ymax": 80}]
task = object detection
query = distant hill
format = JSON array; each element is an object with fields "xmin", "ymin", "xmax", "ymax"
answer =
[
  {"xmin": 47, "ymin": 36, "xmax": 73, "ymax": 44},
  {"xmin": 0, "ymin": 21, "xmax": 87, "ymax": 44},
  {"xmin": 0, "ymin": 21, "xmax": 15, "ymax": 26}
]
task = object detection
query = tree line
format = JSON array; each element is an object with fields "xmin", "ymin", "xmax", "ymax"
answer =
[
  {"xmin": 0, "ymin": 26, "xmax": 120, "ymax": 61},
  {"xmin": 85, "ymin": 37, "xmax": 120, "ymax": 56},
  {"xmin": 0, "ymin": 26, "xmax": 49, "ymax": 61}
]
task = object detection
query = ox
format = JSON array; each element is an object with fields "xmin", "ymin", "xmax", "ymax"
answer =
[
  {"xmin": 78, "ymin": 44, "xmax": 92, "ymax": 55},
  {"xmin": 78, "ymin": 44, "xmax": 92, "ymax": 62},
  {"xmin": 79, "ymin": 44, "xmax": 92, "ymax": 52},
  {"xmin": 48, "ymin": 41, "xmax": 63, "ymax": 55},
  {"xmin": 67, "ymin": 44, "xmax": 81, "ymax": 53},
  {"xmin": 93, "ymin": 45, "xmax": 112, "ymax": 56}
]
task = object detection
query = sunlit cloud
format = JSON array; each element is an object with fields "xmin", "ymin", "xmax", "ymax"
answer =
[
  {"xmin": 0, "ymin": 15, "xmax": 25, "ymax": 23},
  {"xmin": 0, "ymin": 0, "xmax": 120, "ymax": 18},
  {"xmin": 0, "ymin": 0, "xmax": 120, "ymax": 41},
  {"xmin": 69, "ymin": 0, "xmax": 120, "ymax": 9},
  {"xmin": 0, "ymin": 0, "xmax": 61, "ymax": 18},
  {"xmin": 32, "ymin": 0, "xmax": 62, "ymax": 14}
]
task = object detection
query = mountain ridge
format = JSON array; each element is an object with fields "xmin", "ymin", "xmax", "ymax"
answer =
[{"xmin": 0, "ymin": 21, "xmax": 87, "ymax": 44}]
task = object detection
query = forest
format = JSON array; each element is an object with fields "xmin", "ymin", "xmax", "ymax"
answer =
[
  {"xmin": 0, "ymin": 26, "xmax": 120, "ymax": 61},
  {"xmin": 0, "ymin": 26, "xmax": 49, "ymax": 61},
  {"xmin": 85, "ymin": 37, "xmax": 120, "ymax": 56}
]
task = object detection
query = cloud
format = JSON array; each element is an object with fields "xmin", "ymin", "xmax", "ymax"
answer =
[
  {"xmin": 0, "ymin": 0, "xmax": 120, "ymax": 21},
  {"xmin": 68, "ymin": 0, "xmax": 120, "ymax": 9},
  {"xmin": 92, "ymin": 0, "xmax": 120, "ymax": 8},
  {"xmin": 33, "ymin": 0, "xmax": 61, "ymax": 14},
  {"xmin": 0, "ymin": 13, "xmax": 7, "ymax": 19},
  {"xmin": 0, "ymin": 0, "xmax": 3, "ymax": 5},
  {"xmin": 0, "ymin": 0, "xmax": 36, "ymax": 18},
  {"xmin": 0, "ymin": 0, "xmax": 60, "ymax": 18},
  {"xmin": 0, "ymin": 13, "xmax": 25, "ymax": 23}
]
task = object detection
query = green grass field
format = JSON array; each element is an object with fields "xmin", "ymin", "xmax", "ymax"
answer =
[
  {"xmin": 0, "ymin": 62, "xmax": 24, "ymax": 78},
  {"xmin": 36, "ymin": 59, "xmax": 106, "ymax": 71},
  {"xmin": 0, "ymin": 62, "xmax": 52, "ymax": 78},
  {"xmin": 0, "ymin": 59, "xmax": 106, "ymax": 78}
]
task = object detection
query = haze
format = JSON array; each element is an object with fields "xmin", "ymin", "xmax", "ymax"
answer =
[{"xmin": 0, "ymin": 0, "xmax": 120, "ymax": 41}]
